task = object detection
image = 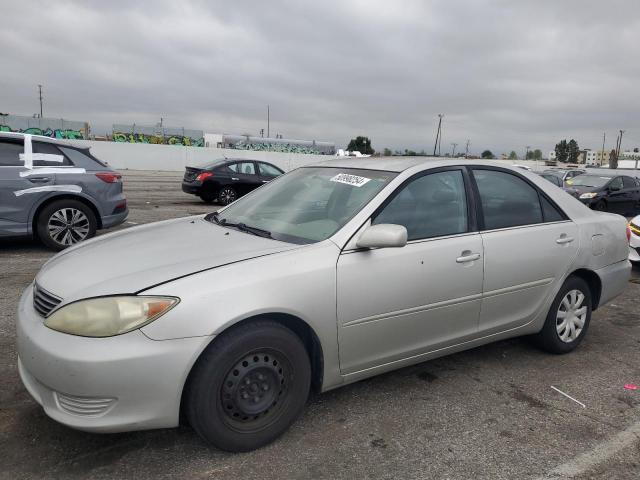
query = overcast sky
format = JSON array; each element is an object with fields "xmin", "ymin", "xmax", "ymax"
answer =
[{"xmin": 1, "ymin": 0, "xmax": 639, "ymax": 155}]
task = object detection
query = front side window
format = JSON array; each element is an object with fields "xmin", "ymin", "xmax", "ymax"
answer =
[
  {"xmin": 215, "ymin": 167, "xmax": 396, "ymax": 244},
  {"xmin": 373, "ymin": 170, "xmax": 468, "ymax": 241},
  {"xmin": 609, "ymin": 177, "xmax": 623, "ymax": 190},
  {"xmin": 473, "ymin": 169, "xmax": 542, "ymax": 230},
  {"xmin": 259, "ymin": 162, "xmax": 283, "ymax": 177},
  {"xmin": 0, "ymin": 141, "xmax": 22, "ymax": 166}
]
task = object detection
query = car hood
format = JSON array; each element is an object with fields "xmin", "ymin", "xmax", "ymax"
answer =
[
  {"xmin": 565, "ymin": 185, "xmax": 601, "ymax": 196},
  {"xmin": 35, "ymin": 216, "xmax": 302, "ymax": 302}
]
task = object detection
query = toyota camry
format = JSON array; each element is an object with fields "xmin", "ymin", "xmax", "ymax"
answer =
[{"xmin": 17, "ymin": 158, "xmax": 630, "ymax": 452}]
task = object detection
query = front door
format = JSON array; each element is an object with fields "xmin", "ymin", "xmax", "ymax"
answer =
[{"xmin": 336, "ymin": 168, "xmax": 484, "ymax": 374}]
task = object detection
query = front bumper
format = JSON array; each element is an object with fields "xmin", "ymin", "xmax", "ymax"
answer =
[{"xmin": 16, "ymin": 284, "xmax": 212, "ymax": 433}]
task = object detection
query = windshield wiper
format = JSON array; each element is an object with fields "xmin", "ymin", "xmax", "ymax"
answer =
[{"xmin": 205, "ymin": 212, "xmax": 272, "ymax": 238}]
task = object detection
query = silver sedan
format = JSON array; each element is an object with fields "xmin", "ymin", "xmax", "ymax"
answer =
[{"xmin": 17, "ymin": 158, "xmax": 630, "ymax": 452}]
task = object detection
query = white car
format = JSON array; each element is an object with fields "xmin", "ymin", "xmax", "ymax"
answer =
[{"xmin": 629, "ymin": 215, "xmax": 640, "ymax": 264}]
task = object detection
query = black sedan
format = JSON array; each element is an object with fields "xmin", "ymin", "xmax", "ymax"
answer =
[
  {"xmin": 182, "ymin": 159, "xmax": 284, "ymax": 205},
  {"xmin": 567, "ymin": 173, "xmax": 640, "ymax": 214}
]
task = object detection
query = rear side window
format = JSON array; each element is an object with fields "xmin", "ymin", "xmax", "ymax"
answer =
[
  {"xmin": 32, "ymin": 142, "xmax": 72, "ymax": 166},
  {"xmin": 473, "ymin": 169, "xmax": 542, "ymax": 230},
  {"xmin": 540, "ymin": 196, "xmax": 564, "ymax": 222},
  {"xmin": 0, "ymin": 141, "xmax": 23, "ymax": 166},
  {"xmin": 622, "ymin": 176, "xmax": 636, "ymax": 189},
  {"xmin": 59, "ymin": 147, "xmax": 106, "ymax": 169}
]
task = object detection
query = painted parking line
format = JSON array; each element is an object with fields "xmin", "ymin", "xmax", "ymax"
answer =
[{"xmin": 537, "ymin": 420, "xmax": 640, "ymax": 479}]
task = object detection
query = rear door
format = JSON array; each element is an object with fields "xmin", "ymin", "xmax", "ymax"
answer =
[
  {"xmin": 229, "ymin": 161, "xmax": 260, "ymax": 195},
  {"xmin": 471, "ymin": 168, "xmax": 579, "ymax": 334},
  {"xmin": 0, "ymin": 139, "xmax": 35, "ymax": 235}
]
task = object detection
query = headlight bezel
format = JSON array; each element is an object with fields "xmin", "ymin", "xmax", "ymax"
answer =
[
  {"xmin": 43, "ymin": 295, "xmax": 180, "ymax": 338},
  {"xmin": 579, "ymin": 192, "xmax": 598, "ymax": 199}
]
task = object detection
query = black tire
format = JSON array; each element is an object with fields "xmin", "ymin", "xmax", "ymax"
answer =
[
  {"xmin": 532, "ymin": 276, "xmax": 592, "ymax": 354},
  {"xmin": 218, "ymin": 186, "xmax": 237, "ymax": 206},
  {"xmin": 36, "ymin": 199, "xmax": 97, "ymax": 251},
  {"xmin": 199, "ymin": 192, "xmax": 216, "ymax": 204},
  {"xmin": 185, "ymin": 320, "xmax": 311, "ymax": 452},
  {"xmin": 593, "ymin": 200, "xmax": 607, "ymax": 212}
]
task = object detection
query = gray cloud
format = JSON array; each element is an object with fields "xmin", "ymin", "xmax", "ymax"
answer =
[{"xmin": 1, "ymin": 0, "xmax": 639, "ymax": 154}]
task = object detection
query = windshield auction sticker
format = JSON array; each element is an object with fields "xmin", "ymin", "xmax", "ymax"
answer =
[{"xmin": 330, "ymin": 173, "xmax": 372, "ymax": 187}]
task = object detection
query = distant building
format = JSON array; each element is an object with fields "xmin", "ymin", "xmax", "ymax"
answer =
[{"xmin": 583, "ymin": 149, "xmax": 609, "ymax": 167}]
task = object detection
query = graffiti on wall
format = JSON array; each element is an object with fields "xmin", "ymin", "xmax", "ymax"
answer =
[
  {"xmin": 112, "ymin": 132, "xmax": 204, "ymax": 147},
  {"xmin": 231, "ymin": 141, "xmax": 323, "ymax": 154},
  {"xmin": 0, "ymin": 124, "xmax": 85, "ymax": 140}
]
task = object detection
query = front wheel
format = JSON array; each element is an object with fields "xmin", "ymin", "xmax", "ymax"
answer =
[
  {"xmin": 218, "ymin": 186, "xmax": 237, "ymax": 205},
  {"xmin": 593, "ymin": 200, "xmax": 607, "ymax": 212},
  {"xmin": 532, "ymin": 276, "xmax": 592, "ymax": 354},
  {"xmin": 185, "ymin": 320, "xmax": 311, "ymax": 452},
  {"xmin": 36, "ymin": 199, "xmax": 97, "ymax": 251}
]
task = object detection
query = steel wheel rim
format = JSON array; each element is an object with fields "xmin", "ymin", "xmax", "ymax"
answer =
[
  {"xmin": 47, "ymin": 208, "xmax": 90, "ymax": 246},
  {"xmin": 220, "ymin": 350, "xmax": 289, "ymax": 432},
  {"xmin": 556, "ymin": 289, "xmax": 587, "ymax": 343},
  {"xmin": 220, "ymin": 188, "xmax": 236, "ymax": 204}
]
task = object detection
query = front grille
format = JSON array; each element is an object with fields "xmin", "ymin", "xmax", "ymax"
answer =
[
  {"xmin": 33, "ymin": 283, "xmax": 62, "ymax": 317},
  {"xmin": 55, "ymin": 392, "xmax": 116, "ymax": 417}
]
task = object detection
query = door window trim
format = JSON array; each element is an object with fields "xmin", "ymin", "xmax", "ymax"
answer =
[{"xmin": 468, "ymin": 166, "xmax": 570, "ymax": 233}]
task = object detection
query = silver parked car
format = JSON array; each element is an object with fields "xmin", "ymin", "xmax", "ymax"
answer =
[
  {"xmin": 17, "ymin": 158, "xmax": 630, "ymax": 452},
  {"xmin": 0, "ymin": 132, "xmax": 127, "ymax": 250}
]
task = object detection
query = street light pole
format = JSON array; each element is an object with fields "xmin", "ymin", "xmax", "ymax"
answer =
[{"xmin": 38, "ymin": 84, "xmax": 43, "ymax": 118}]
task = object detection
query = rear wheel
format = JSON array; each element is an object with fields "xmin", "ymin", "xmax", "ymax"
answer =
[
  {"xmin": 218, "ymin": 186, "xmax": 237, "ymax": 205},
  {"xmin": 198, "ymin": 192, "xmax": 216, "ymax": 204},
  {"xmin": 36, "ymin": 199, "xmax": 97, "ymax": 251},
  {"xmin": 185, "ymin": 320, "xmax": 311, "ymax": 452},
  {"xmin": 532, "ymin": 276, "xmax": 592, "ymax": 354}
]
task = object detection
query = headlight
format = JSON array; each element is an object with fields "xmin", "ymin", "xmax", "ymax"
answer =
[
  {"xmin": 44, "ymin": 296, "xmax": 179, "ymax": 337},
  {"xmin": 579, "ymin": 192, "xmax": 598, "ymax": 199}
]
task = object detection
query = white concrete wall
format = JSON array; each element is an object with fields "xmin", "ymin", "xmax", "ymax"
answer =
[{"xmin": 68, "ymin": 140, "xmax": 331, "ymax": 172}]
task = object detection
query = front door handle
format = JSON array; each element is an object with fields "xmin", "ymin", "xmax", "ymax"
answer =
[
  {"xmin": 456, "ymin": 252, "xmax": 481, "ymax": 263},
  {"xmin": 231, "ymin": 177, "xmax": 239, "ymax": 181},
  {"xmin": 556, "ymin": 235, "xmax": 574, "ymax": 245},
  {"xmin": 262, "ymin": 180, "xmax": 269, "ymax": 183}
]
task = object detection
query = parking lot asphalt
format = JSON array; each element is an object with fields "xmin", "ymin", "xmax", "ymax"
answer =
[{"xmin": 1, "ymin": 170, "xmax": 639, "ymax": 480}]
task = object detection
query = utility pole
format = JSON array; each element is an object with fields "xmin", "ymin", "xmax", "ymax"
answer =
[
  {"xmin": 525, "ymin": 146, "xmax": 530, "ymax": 161},
  {"xmin": 433, "ymin": 114, "xmax": 443, "ymax": 156},
  {"xmin": 260, "ymin": 128, "xmax": 264, "ymax": 138},
  {"xmin": 616, "ymin": 130, "xmax": 625, "ymax": 158},
  {"xmin": 465, "ymin": 139, "xmax": 470, "ymax": 158},
  {"xmin": 601, "ymin": 132, "xmax": 606, "ymax": 167},
  {"xmin": 267, "ymin": 105, "xmax": 270, "ymax": 138},
  {"xmin": 38, "ymin": 84, "xmax": 43, "ymax": 118},
  {"xmin": 451, "ymin": 142, "xmax": 458, "ymax": 157}
]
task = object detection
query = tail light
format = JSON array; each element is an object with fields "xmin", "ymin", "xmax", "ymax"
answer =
[
  {"xmin": 196, "ymin": 172, "xmax": 214, "ymax": 182},
  {"xmin": 96, "ymin": 172, "xmax": 122, "ymax": 183}
]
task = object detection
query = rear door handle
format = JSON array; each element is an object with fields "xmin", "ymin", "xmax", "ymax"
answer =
[
  {"xmin": 456, "ymin": 252, "xmax": 481, "ymax": 263},
  {"xmin": 28, "ymin": 177, "xmax": 50, "ymax": 183},
  {"xmin": 556, "ymin": 235, "xmax": 574, "ymax": 244}
]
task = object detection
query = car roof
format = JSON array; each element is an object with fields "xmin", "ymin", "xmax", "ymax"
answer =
[
  {"xmin": 310, "ymin": 157, "xmax": 535, "ymax": 173},
  {"xmin": 0, "ymin": 131, "xmax": 88, "ymax": 149}
]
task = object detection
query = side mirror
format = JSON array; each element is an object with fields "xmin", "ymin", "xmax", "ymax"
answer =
[{"xmin": 356, "ymin": 224, "xmax": 407, "ymax": 249}]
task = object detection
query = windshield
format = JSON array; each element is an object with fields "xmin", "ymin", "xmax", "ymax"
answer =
[
  {"xmin": 213, "ymin": 167, "xmax": 397, "ymax": 244},
  {"xmin": 570, "ymin": 175, "xmax": 610, "ymax": 188},
  {"xmin": 540, "ymin": 173, "xmax": 561, "ymax": 184}
]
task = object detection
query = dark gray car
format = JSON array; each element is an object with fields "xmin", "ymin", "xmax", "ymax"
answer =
[{"xmin": 0, "ymin": 132, "xmax": 128, "ymax": 250}]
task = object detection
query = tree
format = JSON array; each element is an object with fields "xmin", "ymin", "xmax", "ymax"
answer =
[
  {"xmin": 508, "ymin": 151, "xmax": 518, "ymax": 160},
  {"xmin": 609, "ymin": 149, "xmax": 618, "ymax": 169},
  {"xmin": 346, "ymin": 136, "xmax": 374, "ymax": 155},
  {"xmin": 567, "ymin": 139, "xmax": 579, "ymax": 163},
  {"xmin": 383, "ymin": 148, "xmax": 392, "ymax": 156},
  {"xmin": 555, "ymin": 140, "xmax": 568, "ymax": 163},
  {"xmin": 481, "ymin": 150, "xmax": 494, "ymax": 159},
  {"xmin": 533, "ymin": 149, "xmax": 542, "ymax": 160}
]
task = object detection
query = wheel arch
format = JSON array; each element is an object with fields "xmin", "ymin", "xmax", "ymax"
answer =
[
  {"xmin": 179, "ymin": 312, "xmax": 325, "ymax": 419},
  {"xmin": 568, "ymin": 268, "xmax": 602, "ymax": 310},
  {"xmin": 31, "ymin": 193, "xmax": 103, "ymax": 236}
]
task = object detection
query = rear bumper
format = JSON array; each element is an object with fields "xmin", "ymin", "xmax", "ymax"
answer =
[
  {"xmin": 595, "ymin": 259, "xmax": 631, "ymax": 308},
  {"xmin": 181, "ymin": 182, "xmax": 202, "ymax": 195},
  {"xmin": 100, "ymin": 208, "xmax": 128, "ymax": 229}
]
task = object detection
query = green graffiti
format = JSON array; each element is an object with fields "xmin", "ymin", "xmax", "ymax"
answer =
[
  {"xmin": 113, "ymin": 131, "xmax": 204, "ymax": 147},
  {"xmin": 232, "ymin": 141, "xmax": 322, "ymax": 154},
  {"xmin": 0, "ymin": 125, "xmax": 84, "ymax": 139}
]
